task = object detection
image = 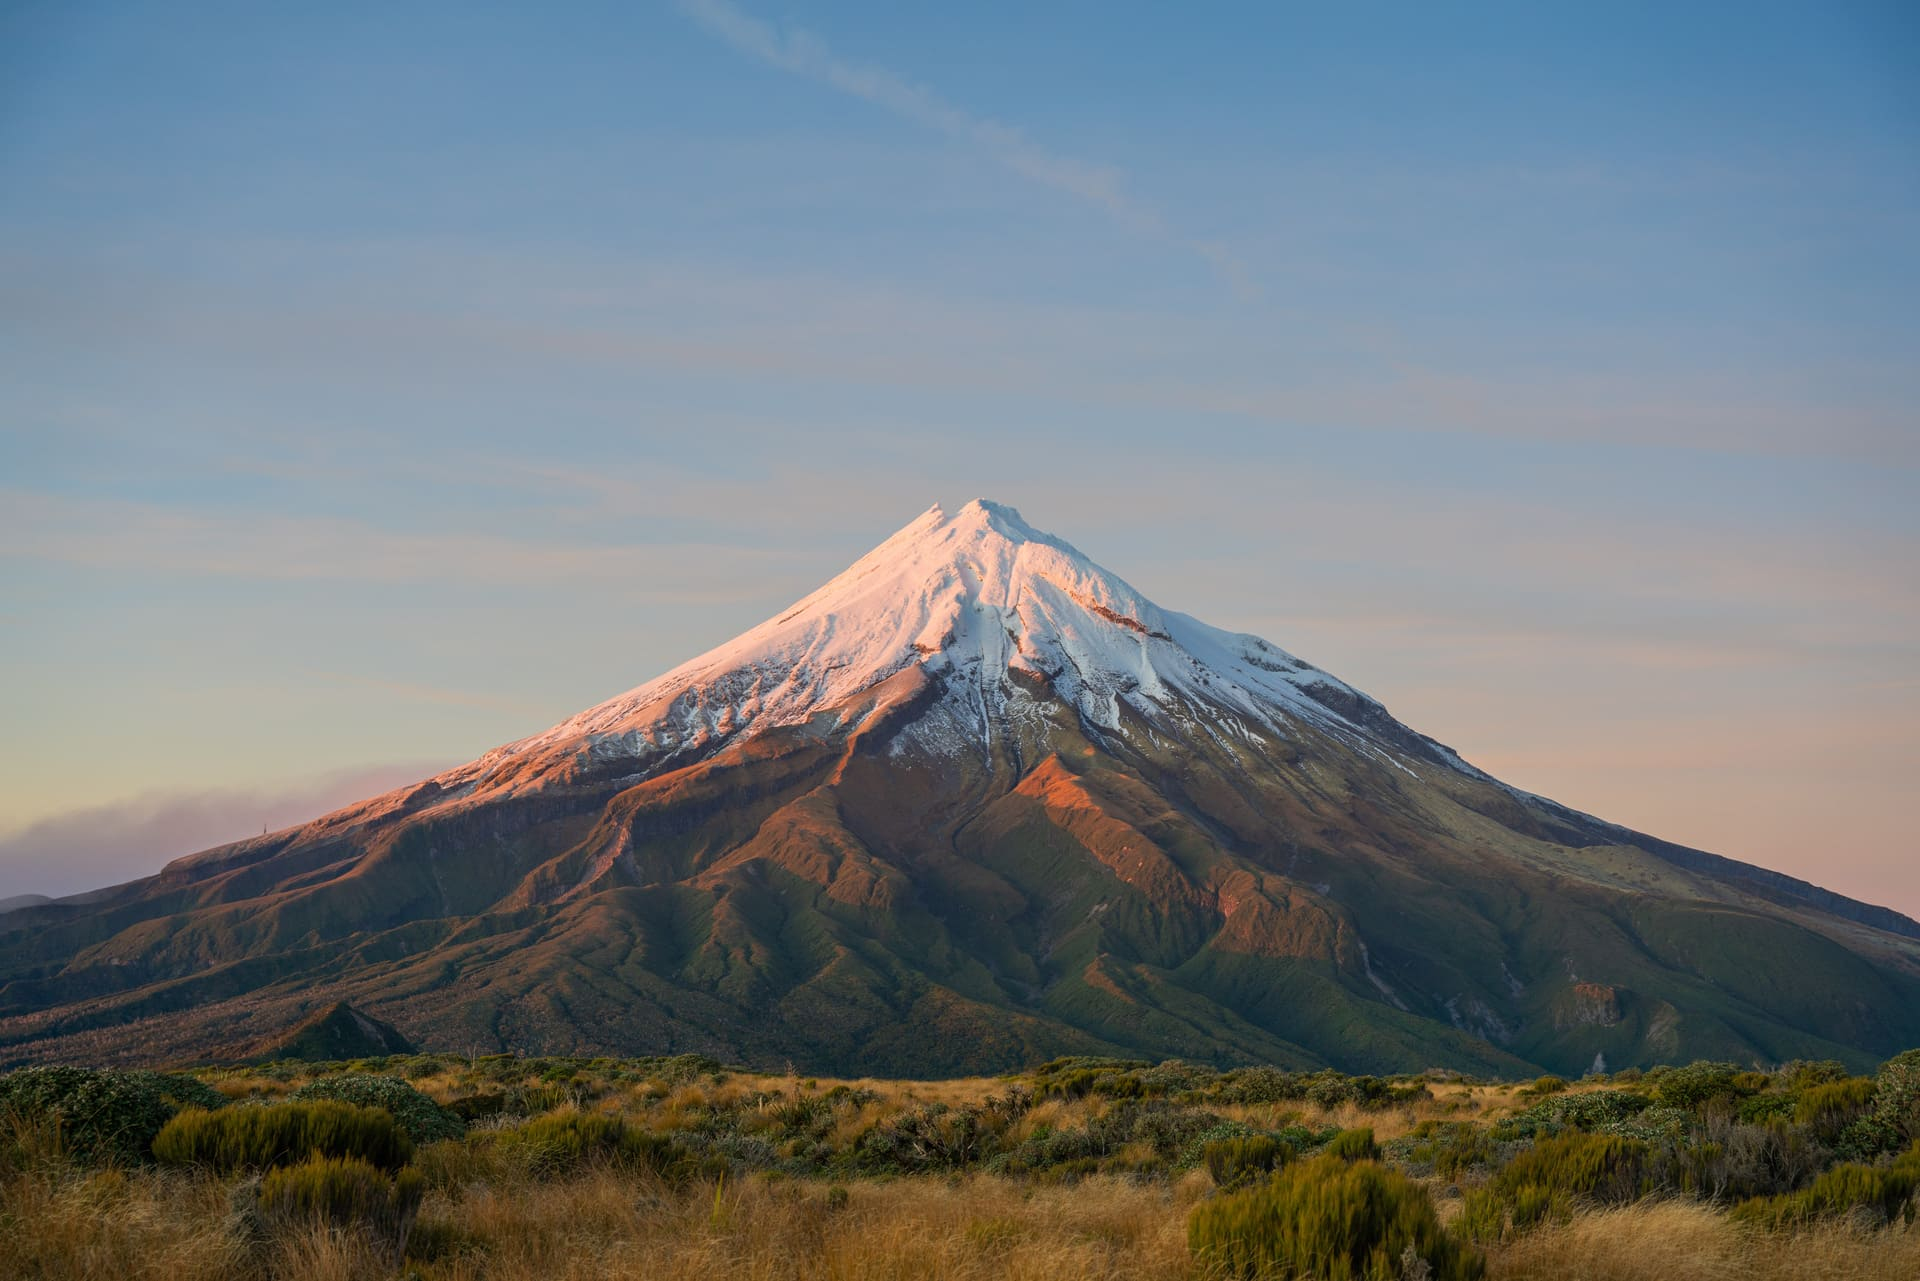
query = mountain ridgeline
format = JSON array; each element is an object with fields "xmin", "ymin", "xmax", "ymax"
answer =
[{"xmin": 2, "ymin": 500, "xmax": 1916, "ymax": 1075}]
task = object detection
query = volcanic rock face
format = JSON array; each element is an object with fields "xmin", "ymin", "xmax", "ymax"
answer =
[{"xmin": 3, "ymin": 500, "xmax": 1918, "ymax": 1075}]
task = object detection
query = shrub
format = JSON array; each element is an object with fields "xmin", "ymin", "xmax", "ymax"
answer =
[
  {"xmin": 258, "ymin": 1155, "xmax": 424, "ymax": 1260},
  {"xmin": 1453, "ymin": 1187, "xmax": 1506, "ymax": 1244},
  {"xmin": 1494, "ymin": 1133, "xmax": 1652, "ymax": 1205},
  {"xmin": 1735, "ymin": 1092, "xmax": 1795, "ymax": 1125},
  {"xmin": 1835, "ymin": 1114, "xmax": 1903, "ymax": 1161},
  {"xmin": 1683, "ymin": 1116, "xmax": 1826, "ymax": 1201},
  {"xmin": 445, "ymin": 1091, "xmax": 515, "ymax": 1123},
  {"xmin": 1325, "ymin": 1127, "xmax": 1379, "ymax": 1161},
  {"xmin": 986, "ymin": 1099, "xmax": 1221, "ymax": 1179},
  {"xmin": 144, "ymin": 1072, "xmax": 229, "ymax": 1113},
  {"xmin": 1405, "ymin": 1122, "xmax": 1494, "ymax": 1181},
  {"xmin": 1298, "ymin": 1073, "xmax": 1428, "ymax": 1111},
  {"xmin": 1795, "ymin": 1078, "xmax": 1878, "ymax": 1140},
  {"xmin": 1604, "ymin": 1105, "xmax": 1691, "ymax": 1145},
  {"xmin": 412, "ymin": 1135, "xmax": 502, "ymax": 1192},
  {"xmin": 1493, "ymin": 1089, "xmax": 1652, "ymax": 1141},
  {"xmin": 153, "ymin": 1100, "xmax": 413, "ymax": 1173},
  {"xmin": 1874, "ymin": 1049, "xmax": 1920, "ymax": 1143},
  {"xmin": 1731, "ymin": 1145, "xmax": 1920, "ymax": 1231},
  {"xmin": 1779, "ymin": 1060, "xmax": 1851, "ymax": 1091},
  {"xmin": 1213, "ymin": 1067, "xmax": 1303, "ymax": 1106},
  {"xmin": 1653, "ymin": 1062, "xmax": 1745, "ymax": 1111},
  {"xmin": 0, "ymin": 1066, "xmax": 220, "ymax": 1166},
  {"xmin": 490, "ymin": 1112, "xmax": 622, "ymax": 1176},
  {"xmin": 488, "ymin": 1111, "xmax": 712, "ymax": 1183},
  {"xmin": 287, "ymin": 1074, "xmax": 463, "ymax": 1144},
  {"xmin": 1203, "ymin": 1135, "xmax": 1292, "ymax": 1187},
  {"xmin": 1526, "ymin": 1076, "xmax": 1569, "ymax": 1096},
  {"xmin": 1508, "ymin": 1182, "xmax": 1571, "ymax": 1232},
  {"xmin": 1188, "ymin": 1153, "xmax": 1484, "ymax": 1280}
]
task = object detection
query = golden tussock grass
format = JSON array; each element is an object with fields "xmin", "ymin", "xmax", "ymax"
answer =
[
  {"xmin": 0, "ymin": 1164, "xmax": 244, "ymax": 1281},
  {"xmin": 7, "ymin": 1160, "xmax": 1920, "ymax": 1281},
  {"xmin": 1483, "ymin": 1201, "xmax": 1920, "ymax": 1281},
  {"xmin": 413, "ymin": 1169, "xmax": 1204, "ymax": 1281}
]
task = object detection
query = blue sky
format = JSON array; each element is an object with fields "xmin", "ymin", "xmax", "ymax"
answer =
[{"xmin": 2, "ymin": 1, "xmax": 1917, "ymax": 911}]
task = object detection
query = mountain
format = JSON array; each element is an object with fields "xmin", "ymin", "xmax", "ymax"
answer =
[{"xmin": 3, "ymin": 499, "xmax": 1917, "ymax": 1076}]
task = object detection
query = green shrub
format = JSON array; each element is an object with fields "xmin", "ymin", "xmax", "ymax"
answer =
[
  {"xmin": 1494, "ymin": 1133, "xmax": 1651, "ymax": 1205},
  {"xmin": 1779, "ymin": 1060, "xmax": 1850, "ymax": 1091},
  {"xmin": 1730, "ymin": 1145, "xmax": 1920, "ymax": 1231},
  {"xmin": 1509, "ymin": 1182, "xmax": 1572, "ymax": 1231},
  {"xmin": 1493, "ymin": 1089, "xmax": 1652, "ymax": 1141},
  {"xmin": 152, "ymin": 1100, "xmax": 412, "ymax": 1173},
  {"xmin": 411, "ymin": 1135, "xmax": 508, "ymax": 1192},
  {"xmin": 1213, "ymin": 1067, "xmax": 1304, "ymax": 1106},
  {"xmin": 258, "ymin": 1155, "xmax": 424, "ymax": 1259},
  {"xmin": 146, "ymin": 1073, "xmax": 229, "ymax": 1113},
  {"xmin": 1203, "ymin": 1135, "xmax": 1292, "ymax": 1187},
  {"xmin": 1527, "ymin": 1076, "xmax": 1569, "ymax": 1096},
  {"xmin": 1677, "ymin": 1117, "xmax": 1826, "ymax": 1201},
  {"xmin": 1453, "ymin": 1187, "xmax": 1506, "ymax": 1244},
  {"xmin": 1405, "ymin": 1122, "xmax": 1495, "ymax": 1181},
  {"xmin": 1735, "ymin": 1092, "xmax": 1795, "ymax": 1125},
  {"xmin": 1324, "ymin": 1127, "xmax": 1378, "ymax": 1161},
  {"xmin": 1874, "ymin": 1049, "xmax": 1920, "ymax": 1143},
  {"xmin": 0, "ymin": 1066, "xmax": 220, "ymax": 1166},
  {"xmin": 286, "ymin": 1074, "xmax": 463, "ymax": 1144},
  {"xmin": 487, "ymin": 1111, "xmax": 713, "ymax": 1183},
  {"xmin": 1834, "ymin": 1114, "xmax": 1903, "ymax": 1161},
  {"xmin": 490, "ymin": 1112, "xmax": 626, "ymax": 1176},
  {"xmin": 1653, "ymin": 1062, "xmax": 1745, "ymax": 1111},
  {"xmin": 446, "ymin": 1091, "xmax": 518, "ymax": 1123},
  {"xmin": 1188, "ymin": 1153, "xmax": 1484, "ymax": 1280},
  {"xmin": 1795, "ymin": 1078, "xmax": 1878, "ymax": 1140}
]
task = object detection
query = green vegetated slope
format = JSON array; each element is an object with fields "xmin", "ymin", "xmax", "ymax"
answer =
[{"xmin": 1, "ymin": 671, "xmax": 1916, "ymax": 1078}]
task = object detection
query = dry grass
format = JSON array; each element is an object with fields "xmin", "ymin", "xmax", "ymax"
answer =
[
  {"xmin": 0, "ymin": 1164, "xmax": 244, "ymax": 1280},
  {"xmin": 7, "ymin": 1159, "xmax": 1920, "ymax": 1281},
  {"xmin": 1484, "ymin": 1202, "xmax": 1920, "ymax": 1281},
  {"xmin": 408, "ymin": 1170, "xmax": 1205, "ymax": 1281},
  {"xmin": 6, "ymin": 1064, "xmax": 1915, "ymax": 1280},
  {"xmin": 183, "ymin": 1064, "xmax": 1565, "ymax": 1155}
]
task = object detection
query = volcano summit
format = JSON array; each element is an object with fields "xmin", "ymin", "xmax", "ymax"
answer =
[{"xmin": 3, "ymin": 500, "xmax": 1917, "ymax": 1074}]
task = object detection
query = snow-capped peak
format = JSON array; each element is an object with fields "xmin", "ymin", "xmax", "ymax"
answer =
[{"xmin": 474, "ymin": 500, "xmax": 1441, "ymax": 775}]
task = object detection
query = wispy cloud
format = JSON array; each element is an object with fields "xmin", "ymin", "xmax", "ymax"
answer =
[
  {"xmin": 674, "ymin": 0, "xmax": 1250, "ymax": 292},
  {"xmin": 0, "ymin": 488, "xmax": 816, "ymax": 597},
  {"xmin": 0, "ymin": 764, "xmax": 449, "ymax": 900}
]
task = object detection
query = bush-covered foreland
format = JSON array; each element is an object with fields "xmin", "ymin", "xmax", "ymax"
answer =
[{"xmin": 3, "ymin": 1049, "xmax": 1919, "ymax": 1279}]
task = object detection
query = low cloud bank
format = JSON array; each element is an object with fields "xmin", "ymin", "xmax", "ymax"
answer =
[{"xmin": 0, "ymin": 763, "xmax": 448, "ymax": 900}]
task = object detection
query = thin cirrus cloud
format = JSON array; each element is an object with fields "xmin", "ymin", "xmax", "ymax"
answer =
[
  {"xmin": 673, "ymin": 0, "xmax": 1250, "ymax": 292},
  {"xmin": 12, "ymin": 240, "xmax": 1908, "ymax": 464},
  {"xmin": 0, "ymin": 487, "xmax": 818, "ymax": 598}
]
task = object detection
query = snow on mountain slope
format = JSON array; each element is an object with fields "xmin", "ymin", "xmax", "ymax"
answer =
[{"xmin": 464, "ymin": 500, "xmax": 1467, "ymax": 781}]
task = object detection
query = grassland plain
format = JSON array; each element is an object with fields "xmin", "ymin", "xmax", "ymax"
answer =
[{"xmin": 3, "ymin": 1050, "xmax": 1919, "ymax": 1280}]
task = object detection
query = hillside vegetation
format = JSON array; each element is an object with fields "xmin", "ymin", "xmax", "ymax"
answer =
[{"xmin": 2, "ymin": 1049, "xmax": 1918, "ymax": 1279}]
